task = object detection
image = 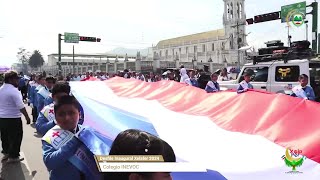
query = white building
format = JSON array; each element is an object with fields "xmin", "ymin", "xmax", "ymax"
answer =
[
  {"xmin": 42, "ymin": 53, "xmax": 138, "ymax": 76},
  {"xmin": 150, "ymin": 0, "xmax": 247, "ymax": 71}
]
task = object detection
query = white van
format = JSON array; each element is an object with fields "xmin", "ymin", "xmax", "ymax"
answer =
[{"xmin": 219, "ymin": 59, "xmax": 320, "ymax": 101}]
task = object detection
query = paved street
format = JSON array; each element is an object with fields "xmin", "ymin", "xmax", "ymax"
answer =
[{"xmin": 0, "ymin": 105, "xmax": 49, "ymax": 180}]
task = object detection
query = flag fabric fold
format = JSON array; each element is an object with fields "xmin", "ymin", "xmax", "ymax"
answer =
[{"xmin": 70, "ymin": 77, "xmax": 320, "ymax": 180}]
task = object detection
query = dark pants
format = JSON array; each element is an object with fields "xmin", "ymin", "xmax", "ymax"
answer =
[
  {"xmin": 19, "ymin": 86, "xmax": 27, "ymax": 100},
  {"xmin": 0, "ymin": 118, "xmax": 23, "ymax": 158},
  {"xmin": 32, "ymin": 107, "xmax": 38, "ymax": 122}
]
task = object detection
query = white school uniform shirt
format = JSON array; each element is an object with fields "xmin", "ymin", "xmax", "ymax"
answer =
[
  {"xmin": 292, "ymin": 85, "xmax": 307, "ymax": 99},
  {"xmin": 180, "ymin": 68, "xmax": 192, "ymax": 85},
  {"xmin": 218, "ymin": 75, "xmax": 230, "ymax": 81},
  {"xmin": 0, "ymin": 84, "xmax": 25, "ymax": 118}
]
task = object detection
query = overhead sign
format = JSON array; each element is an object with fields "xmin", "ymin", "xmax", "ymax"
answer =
[
  {"xmin": 281, "ymin": 1, "xmax": 306, "ymax": 23},
  {"xmin": 64, "ymin": 32, "xmax": 79, "ymax": 43}
]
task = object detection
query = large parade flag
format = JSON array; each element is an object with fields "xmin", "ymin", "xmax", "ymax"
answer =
[{"xmin": 70, "ymin": 77, "xmax": 320, "ymax": 180}]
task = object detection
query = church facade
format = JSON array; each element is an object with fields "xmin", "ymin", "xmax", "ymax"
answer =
[{"xmin": 149, "ymin": 0, "xmax": 247, "ymax": 71}]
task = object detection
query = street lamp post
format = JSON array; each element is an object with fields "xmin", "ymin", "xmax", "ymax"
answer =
[{"xmin": 305, "ymin": 20, "xmax": 309, "ymax": 41}]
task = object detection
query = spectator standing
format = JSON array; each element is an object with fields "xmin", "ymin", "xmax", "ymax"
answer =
[
  {"xmin": 0, "ymin": 71, "xmax": 31, "ymax": 163},
  {"xmin": 218, "ymin": 68, "xmax": 231, "ymax": 81},
  {"xmin": 291, "ymin": 74, "xmax": 316, "ymax": 101}
]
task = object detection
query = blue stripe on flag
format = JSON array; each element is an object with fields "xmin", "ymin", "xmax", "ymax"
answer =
[{"xmin": 74, "ymin": 95, "xmax": 158, "ymax": 139}]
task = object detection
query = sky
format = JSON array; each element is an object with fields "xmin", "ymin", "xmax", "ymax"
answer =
[{"xmin": 0, "ymin": 0, "xmax": 317, "ymax": 66}]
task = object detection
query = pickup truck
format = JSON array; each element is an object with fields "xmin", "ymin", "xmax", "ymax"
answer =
[{"xmin": 218, "ymin": 59, "xmax": 320, "ymax": 101}]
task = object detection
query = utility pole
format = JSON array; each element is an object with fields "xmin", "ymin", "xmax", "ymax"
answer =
[
  {"xmin": 311, "ymin": 2, "xmax": 318, "ymax": 53},
  {"xmin": 58, "ymin": 34, "xmax": 62, "ymax": 75},
  {"xmin": 237, "ymin": 22, "xmax": 240, "ymax": 69},
  {"xmin": 286, "ymin": 26, "xmax": 291, "ymax": 47},
  {"xmin": 72, "ymin": 45, "xmax": 75, "ymax": 74},
  {"xmin": 231, "ymin": 21, "xmax": 245, "ymax": 69},
  {"xmin": 305, "ymin": 20, "xmax": 309, "ymax": 41}
]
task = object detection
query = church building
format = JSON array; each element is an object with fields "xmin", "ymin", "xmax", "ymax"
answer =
[{"xmin": 150, "ymin": 0, "xmax": 248, "ymax": 70}]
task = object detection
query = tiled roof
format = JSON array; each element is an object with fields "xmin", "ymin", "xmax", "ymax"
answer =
[{"xmin": 156, "ymin": 29, "xmax": 225, "ymax": 48}]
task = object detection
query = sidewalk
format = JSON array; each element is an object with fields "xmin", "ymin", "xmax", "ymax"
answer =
[{"xmin": 0, "ymin": 152, "xmax": 35, "ymax": 180}]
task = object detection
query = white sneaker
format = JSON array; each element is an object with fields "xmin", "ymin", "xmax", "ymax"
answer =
[
  {"xmin": 6, "ymin": 157, "xmax": 24, "ymax": 163},
  {"xmin": 1, "ymin": 154, "xmax": 9, "ymax": 161}
]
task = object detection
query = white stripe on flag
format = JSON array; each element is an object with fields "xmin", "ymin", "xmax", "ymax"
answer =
[{"xmin": 71, "ymin": 82, "xmax": 320, "ymax": 180}]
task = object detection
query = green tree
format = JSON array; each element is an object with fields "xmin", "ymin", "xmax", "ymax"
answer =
[
  {"xmin": 17, "ymin": 48, "xmax": 30, "ymax": 74},
  {"xmin": 29, "ymin": 50, "xmax": 44, "ymax": 69}
]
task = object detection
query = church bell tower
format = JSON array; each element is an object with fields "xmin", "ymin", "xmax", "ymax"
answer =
[{"xmin": 223, "ymin": 0, "xmax": 247, "ymax": 51}]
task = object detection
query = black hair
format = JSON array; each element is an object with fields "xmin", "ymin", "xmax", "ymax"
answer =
[
  {"xmin": 104, "ymin": 129, "xmax": 176, "ymax": 180},
  {"xmin": 37, "ymin": 74, "xmax": 45, "ymax": 81},
  {"xmin": 243, "ymin": 72, "xmax": 251, "ymax": 77},
  {"xmin": 299, "ymin": 74, "xmax": 308, "ymax": 80},
  {"xmin": 211, "ymin": 72, "xmax": 219, "ymax": 77},
  {"xmin": 4, "ymin": 70, "xmax": 19, "ymax": 83},
  {"xmin": 46, "ymin": 76, "xmax": 56, "ymax": 83},
  {"xmin": 54, "ymin": 95, "xmax": 80, "ymax": 113},
  {"xmin": 51, "ymin": 82, "xmax": 71, "ymax": 98}
]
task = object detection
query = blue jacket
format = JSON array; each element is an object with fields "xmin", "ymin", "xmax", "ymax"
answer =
[
  {"xmin": 28, "ymin": 83, "xmax": 37, "ymax": 104},
  {"xmin": 33, "ymin": 85, "xmax": 43, "ymax": 110},
  {"xmin": 190, "ymin": 79, "xmax": 199, "ymax": 87},
  {"xmin": 37, "ymin": 86, "xmax": 50, "ymax": 114},
  {"xmin": 18, "ymin": 77, "xmax": 26, "ymax": 88},
  {"xmin": 291, "ymin": 85, "xmax": 316, "ymax": 101},
  {"xmin": 237, "ymin": 81, "xmax": 253, "ymax": 94},
  {"xmin": 36, "ymin": 104, "xmax": 56, "ymax": 136},
  {"xmin": 205, "ymin": 81, "xmax": 220, "ymax": 93},
  {"xmin": 42, "ymin": 136, "xmax": 83, "ymax": 180},
  {"xmin": 42, "ymin": 125, "xmax": 99, "ymax": 180},
  {"xmin": 44, "ymin": 96, "xmax": 54, "ymax": 106},
  {"xmin": 36, "ymin": 104, "xmax": 85, "ymax": 136}
]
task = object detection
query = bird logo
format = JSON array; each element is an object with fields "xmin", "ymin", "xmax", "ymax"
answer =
[
  {"xmin": 282, "ymin": 148, "xmax": 305, "ymax": 173},
  {"xmin": 278, "ymin": 68, "xmax": 291, "ymax": 79}
]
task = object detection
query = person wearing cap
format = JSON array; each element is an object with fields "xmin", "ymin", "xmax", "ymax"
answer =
[
  {"xmin": 291, "ymin": 74, "xmax": 315, "ymax": 101},
  {"xmin": 205, "ymin": 73, "xmax": 220, "ymax": 93},
  {"xmin": 237, "ymin": 72, "xmax": 253, "ymax": 94},
  {"xmin": 0, "ymin": 71, "xmax": 31, "ymax": 163}
]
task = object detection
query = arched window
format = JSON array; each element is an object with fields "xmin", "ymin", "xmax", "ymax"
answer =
[
  {"xmin": 230, "ymin": 34, "xmax": 234, "ymax": 49},
  {"xmin": 239, "ymin": 3, "xmax": 243, "ymax": 19},
  {"xmin": 227, "ymin": 4, "xmax": 230, "ymax": 20},
  {"xmin": 237, "ymin": 3, "xmax": 239, "ymax": 18},
  {"xmin": 230, "ymin": 3, "xmax": 233, "ymax": 19}
]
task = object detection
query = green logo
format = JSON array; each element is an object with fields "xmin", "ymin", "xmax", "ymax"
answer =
[
  {"xmin": 285, "ymin": 10, "xmax": 305, "ymax": 28},
  {"xmin": 292, "ymin": 13, "xmax": 304, "ymax": 27},
  {"xmin": 282, "ymin": 148, "xmax": 306, "ymax": 173}
]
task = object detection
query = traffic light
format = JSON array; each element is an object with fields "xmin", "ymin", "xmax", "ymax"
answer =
[
  {"xmin": 79, "ymin": 36, "xmax": 101, "ymax": 42},
  {"xmin": 246, "ymin": 18, "xmax": 254, "ymax": 25},
  {"xmin": 254, "ymin": 11, "xmax": 280, "ymax": 23}
]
